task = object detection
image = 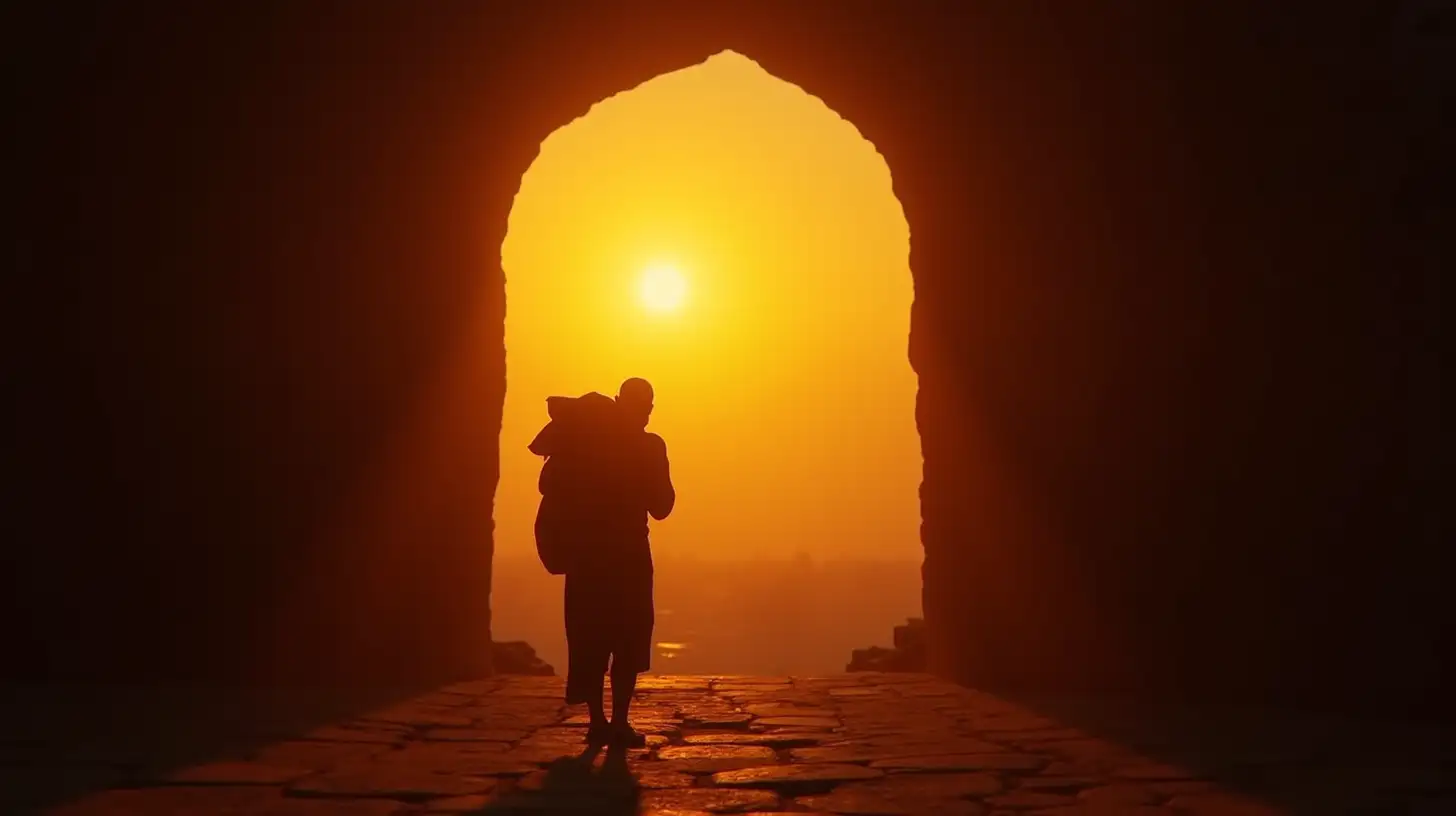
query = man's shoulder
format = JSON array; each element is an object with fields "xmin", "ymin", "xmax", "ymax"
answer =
[{"xmin": 642, "ymin": 432, "xmax": 668, "ymax": 454}]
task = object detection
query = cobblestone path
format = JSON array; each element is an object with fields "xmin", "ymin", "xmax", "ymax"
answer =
[{"xmin": 35, "ymin": 674, "xmax": 1456, "ymax": 815}]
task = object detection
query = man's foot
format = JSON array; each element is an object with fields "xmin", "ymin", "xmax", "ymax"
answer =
[
  {"xmin": 609, "ymin": 722, "xmax": 647, "ymax": 748},
  {"xmin": 585, "ymin": 721, "xmax": 613, "ymax": 746}
]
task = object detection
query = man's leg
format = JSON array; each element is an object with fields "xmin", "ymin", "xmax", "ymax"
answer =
[
  {"xmin": 564, "ymin": 573, "xmax": 613, "ymax": 743},
  {"xmin": 608, "ymin": 657, "xmax": 645, "ymax": 747},
  {"xmin": 585, "ymin": 671, "xmax": 609, "ymax": 725},
  {"xmin": 568, "ymin": 649, "xmax": 611, "ymax": 744},
  {"xmin": 609, "ymin": 659, "xmax": 638, "ymax": 724}
]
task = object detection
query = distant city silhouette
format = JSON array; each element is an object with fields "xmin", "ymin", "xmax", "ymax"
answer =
[{"xmin": 529, "ymin": 377, "xmax": 675, "ymax": 748}]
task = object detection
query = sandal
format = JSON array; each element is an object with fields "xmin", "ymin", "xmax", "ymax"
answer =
[
  {"xmin": 609, "ymin": 723, "xmax": 647, "ymax": 748},
  {"xmin": 585, "ymin": 721, "xmax": 613, "ymax": 745}
]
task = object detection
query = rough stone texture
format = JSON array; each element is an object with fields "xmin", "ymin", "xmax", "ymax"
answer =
[
  {"xmin": 45, "ymin": 787, "xmax": 407, "ymax": 816},
  {"xmin": 639, "ymin": 787, "xmax": 782, "ymax": 813},
  {"xmin": 711, "ymin": 763, "xmax": 886, "ymax": 794},
  {"xmin": 753, "ymin": 716, "xmax": 842, "ymax": 730},
  {"xmin": 657, "ymin": 745, "xmax": 779, "ymax": 773},
  {"xmin": 288, "ymin": 768, "xmax": 496, "ymax": 800},
  {"xmin": 253, "ymin": 741, "xmax": 392, "ymax": 770},
  {"xmin": 682, "ymin": 732, "xmax": 824, "ymax": 748},
  {"xmin": 161, "ymin": 761, "xmax": 314, "ymax": 786},
  {"xmin": 870, "ymin": 754, "xmax": 1047, "ymax": 773},
  {"xmin": 25, "ymin": 675, "xmax": 1456, "ymax": 814}
]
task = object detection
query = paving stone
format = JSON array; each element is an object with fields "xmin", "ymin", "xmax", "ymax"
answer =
[
  {"xmin": 795, "ymin": 787, "xmax": 913, "ymax": 815},
  {"xmin": 374, "ymin": 745, "xmax": 539, "ymax": 777},
  {"xmin": 493, "ymin": 688, "xmax": 568, "ymax": 700},
  {"xmin": 360, "ymin": 705, "xmax": 473, "ymax": 729},
  {"xmin": 808, "ymin": 772, "xmax": 1003, "ymax": 811},
  {"xmin": 712, "ymin": 763, "xmax": 884, "ymax": 794},
  {"xmin": 290, "ymin": 767, "xmax": 495, "ymax": 800},
  {"xmin": 798, "ymin": 786, "xmax": 991, "ymax": 816},
  {"xmin": 1039, "ymin": 761, "xmax": 1104, "ymax": 777},
  {"xmin": 1013, "ymin": 776, "xmax": 1103, "ymax": 792},
  {"xmin": 722, "ymin": 690, "xmax": 825, "ymax": 702},
  {"xmin": 640, "ymin": 787, "xmax": 782, "ymax": 812},
  {"xmin": 303, "ymin": 726, "xmax": 408, "ymax": 745},
  {"xmin": 632, "ymin": 768, "xmax": 699, "ymax": 789},
  {"xmin": 511, "ymin": 743, "xmax": 594, "ymax": 764},
  {"xmin": 726, "ymin": 813, "xmax": 842, "ymax": 816},
  {"xmin": 521, "ymin": 725, "xmax": 589, "ymax": 741},
  {"xmin": 484, "ymin": 789, "xmax": 630, "ymax": 811},
  {"xmin": 512, "ymin": 763, "xmax": 665, "ymax": 796},
  {"xmin": 792, "ymin": 739, "xmax": 1007, "ymax": 763},
  {"xmin": 789, "ymin": 745, "xmax": 903, "ymax": 763},
  {"xmin": 254, "ymin": 740, "xmax": 389, "ymax": 769},
  {"xmin": 1033, "ymin": 807, "xmax": 1176, "ymax": 815},
  {"xmin": 683, "ymin": 731, "xmax": 825, "ymax": 748},
  {"xmin": 754, "ymin": 716, "xmax": 841, "ymax": 729},
  {"xmin": 552, "ymin": 717, "xmax": 681, "ymax": 736},
  {"xmin": 658, "ymin": 744, "xmax": 779, "ymax": 773},
  {"xmin": 412, "ymin": 692, "xmax": 476, "ymax": 708},
  {"xmin": 995, "ymin": 729, "xmax": 1090, "ymax": 743},
  {"xmin": 894, "ymin": 683, "xmax": 969, "ymax": 698},
  {"xmin": 423, "ymin": 793, "xmax": 497, "ymax": 811},
  {"xmin": 422, "ymin": 727, "xmax": 526, "ymax": 742},
  {"xmin": 476, "ymin": 717, "xmax": 560, "ymax": 733},
  {"xmin": 438, "ymin": 680, "xmax": 500, "ymax": 696},
  {"xmin": 984, "ymin": 790, "xmax": 1078, "ymax": 808},
  {"xmin": 637, "ymin": 675, "xmax": 714, "ymax": 690},
  {"xmin": 48, "ymin": 786, "xmax": 408, "ymax": 815},
  {"xmin": 1111, "ymin": 762, "xmax": 1199, "ymax": 781},
  {"xmin": 829, "ymin": 688, "xmax": 889, "ymax": 698},
  {"xmin": 871, "ymin": 772, "xmax": 1004, "ymax": 799},
  {"xmin": 743, "ymin": 703, "xmax": 841, "ymax": 717},
  {"xmin": 1076, "ymin": 783, "xmax": 1159, "ymax": 806},
  {"xmin": 161, "ymin": 760, "xmax": 314, "ymax": 785},
  {"xmin": 870, "ymin": 753, "xmax": 1047, "ymax": 773},
  {"xmin": 684, "ymin": 712, "xmax": 755, "ymax": 728}
]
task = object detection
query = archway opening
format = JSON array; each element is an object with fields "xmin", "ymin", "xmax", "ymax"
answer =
[{"xmin": 494, "ymin": 51, "xmax": 921, "ymax": 675}]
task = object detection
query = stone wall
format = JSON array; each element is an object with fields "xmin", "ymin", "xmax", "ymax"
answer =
[{"xmin": 7, "ymin": 1, "xmax": 1449, "ymax": 713}]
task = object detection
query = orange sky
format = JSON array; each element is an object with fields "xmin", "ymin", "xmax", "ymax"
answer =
[{"xmin": 497, "ymin": 51, "xmax": 919, "ymax": 562}]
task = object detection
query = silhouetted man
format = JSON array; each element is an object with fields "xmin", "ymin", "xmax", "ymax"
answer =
[{"xmin": 530, "ymin": 377, "xmax": 674, "ymax": 747}]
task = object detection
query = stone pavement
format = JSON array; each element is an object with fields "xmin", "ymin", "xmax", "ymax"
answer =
[{"xmin": 24, "ymin": 674, "xmax": 1456, "ymax": 815}]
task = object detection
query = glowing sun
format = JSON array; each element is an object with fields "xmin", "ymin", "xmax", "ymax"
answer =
[{"xmin": 639, "ymin": 263, "xmax": 688, "ymax": 312}]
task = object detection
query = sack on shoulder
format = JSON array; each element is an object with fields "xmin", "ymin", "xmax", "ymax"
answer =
[
  {"xmin": 533, "ymin": 491, "xmax": 572, "ymax": 576},
  {"xmin": 527, "ymin": 391, "xmax": 621, "ymax": 576}
]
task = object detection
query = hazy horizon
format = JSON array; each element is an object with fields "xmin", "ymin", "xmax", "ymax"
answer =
[{"xmin": 492, "ymin": 555, "xmax": 923, "ymax": 676}]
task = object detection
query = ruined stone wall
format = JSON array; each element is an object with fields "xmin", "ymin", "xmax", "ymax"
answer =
[{"xmin": 8, "ymin": 1, "xmax": 1449, "ymax": 713}]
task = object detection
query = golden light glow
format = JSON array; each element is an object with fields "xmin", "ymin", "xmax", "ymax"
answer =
[
  {"xmin": 639, "ymin": 263, "xmax": 687, "ymax": 312},
  {"xmin": 497, "ymin": 51, "xmax": 919, "ymax": 562}
]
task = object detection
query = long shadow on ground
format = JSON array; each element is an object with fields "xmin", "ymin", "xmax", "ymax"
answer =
[{"xmin": 473, "ymin": 745, "xmax": 641, "ymax": 815}]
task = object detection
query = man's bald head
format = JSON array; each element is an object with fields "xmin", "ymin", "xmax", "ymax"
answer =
[{"xmin": 617, "ymin": 377, "xmax": 654, "ymax": 429}]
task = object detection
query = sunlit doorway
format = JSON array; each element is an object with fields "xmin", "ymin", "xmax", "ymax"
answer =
[{"xmin": 494, "ymin": 51, "xmax": 921, "ymax": 676}]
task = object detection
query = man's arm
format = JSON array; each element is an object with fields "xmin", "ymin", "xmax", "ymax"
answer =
[{"xmin": 644, "ymin": 433, "xmax": 675, "ymax": 521}]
